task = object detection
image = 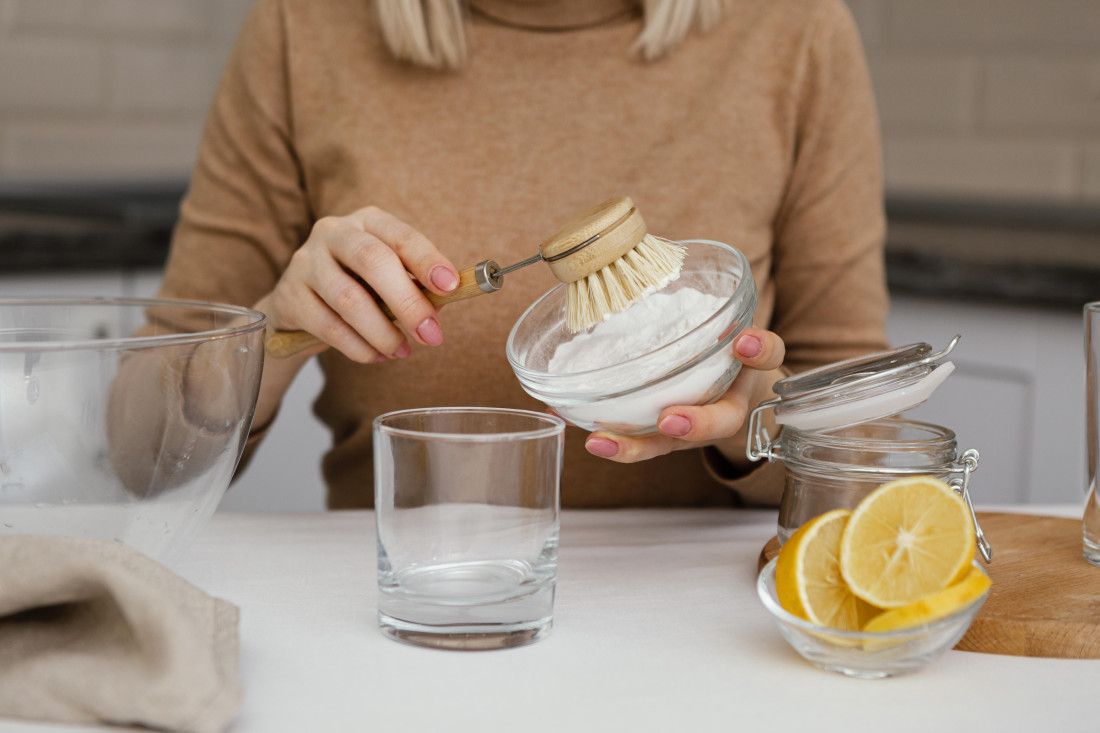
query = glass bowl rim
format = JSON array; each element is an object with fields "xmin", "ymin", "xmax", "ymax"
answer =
[
  {"xmin": 0, "ymin": 297, "xmax": 267, "ymax": 352},
  {"xmin": 373, "ymin": 406, "xmax": 567, "ymax": 442},
  {"xmin": 505, "ymin": 239, "xmax": 755, "ymax": 391},
  {"xmin": 756, "ymin": 556, "xmax": 990, "ymax": 641}
]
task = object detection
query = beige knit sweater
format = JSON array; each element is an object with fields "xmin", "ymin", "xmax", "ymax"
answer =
[{"xmin": 157, "ymin": 0, "xmax": 889, "ymax": 509}]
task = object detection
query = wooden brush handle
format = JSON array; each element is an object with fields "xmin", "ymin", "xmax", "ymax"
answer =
[{"xmin": 265, "ymin": 264, "xmax": 490, "ymax": 358}]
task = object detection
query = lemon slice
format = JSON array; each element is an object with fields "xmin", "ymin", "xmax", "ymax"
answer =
[
  {"xmin": 862, "ymin": 566, "xmax": 991, "ymax": 633},
  {"xmin": 839, "ymin": 476, "xmax": 976, "ymax": 609},
  {"xmin": 775, "ymin": 509, "xmax": 882, "ymax": 630}
]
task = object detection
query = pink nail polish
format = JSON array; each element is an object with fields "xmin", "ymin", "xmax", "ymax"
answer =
[
  {"xmin": 430, "ymin": 267, "xmax": 459, "ymax": 292},
  {"xmin": 736, "ymin": 334, "xmax": 763, "ymax": 359},
  {"xmin": 416, "ymin": 317, "xmax": 443, "ymax": 346},
  {"xmin": 585, "ymin": 438, "xmax": 619, "ymax": 458},
  {"xmin": 393, "ymin": 343, "xmax": 412, "ymax": 359},
  {"xmin": 659, "ymin": 414, "xmax": 692, "ymax": 437}
]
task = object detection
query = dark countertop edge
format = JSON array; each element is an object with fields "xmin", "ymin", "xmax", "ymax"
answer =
[
  {"xmin": 1, "ymin": 183, "xmax": 1097, "ymax": 229},
  {"xmin": 885, "ymin": 254, "xmax": 1098, "ymax": 311},
  {"xmin": 886, "ymin": 196, "xmax": 1100, "ymax": 231},
  {"xmin": 0, "ymin": 178, "xmax": 189, "ymax": 222},
  {"xmin": 1, "ymin": 185, "xmax": 1098, "ymax": 308}
]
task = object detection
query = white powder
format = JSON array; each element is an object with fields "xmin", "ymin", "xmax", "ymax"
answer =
[
  {"xmin": 549, "ymin": 288, "xmax": 724, "ymax": 374},
  {"xmin": 545, "ymin": 287, "xmax": 738, "ymax": 434}
]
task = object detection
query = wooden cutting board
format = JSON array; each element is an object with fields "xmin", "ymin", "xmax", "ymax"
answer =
[{"xmin": 758, "ymin": 512, "xmax": 1100, "ymax": 659}]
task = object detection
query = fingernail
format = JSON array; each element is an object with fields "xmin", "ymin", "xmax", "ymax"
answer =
[
  {"xmin": 736, "ymin": 334, "xmax": 762, "ymax": 359},
  {"xmin": 430, "ymin": 267, "xmax": 459, "ymax": 292},
  {"xmin": 585, "ymin": 437, "xmax": 619, "ymax": 458},
  {"xmin": 416, "ymin": 317, "xmax": 443, "ymax": 346},
  {"xmin": 658, "ymin": 414, "xmax": 692, "ymax": 437},
  {"xmin": 393, "ymin": 343, "xmax": 412, "ymax": 359},
  {"xmin": 376, "ymin": 354, "xmax": 389, "ymax": 363}
]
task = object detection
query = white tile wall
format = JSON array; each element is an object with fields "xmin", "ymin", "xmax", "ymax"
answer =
[
  {"xmin": 867, "ymin": 0, "xmax": 1100, "ymax": 203},
  {"xmin": 869, "ymin": 55, "xmax": 979, "ymax": 132},
  {"xmin": 0, "ymin": 38, "xmax": 105, "ymax": 111},
  {"xmin": 884, "ymin": 137, "xmax": 1080, "ymax": 201},
  {"xmin": 5, "ymin": 0, "xmax": 102, "ymax": 33},
  {"xmin": 889, "ymin": 0, "xmax": 1100, "ymax": 53},
  {"xmin": 0, "ymin": 0, "xmax": 245, "ymax": 181},
  {"xmin": 2, "ymin": 118, "xmax": 204, "ymax": 178},
  {"xmin": 983, "ymin": 58, "xmax": 1100, "ymax": 134},
  {"xmin": 0, "ymin": 0, "xmax": 1097, "ymax": 203},
  {"xmin": 94, "ymin": 0, "xmax": 210, "ymax": 37},
  {"xmin": 107, "ymin": 45, "xmax": 220, "ymax": 113}
]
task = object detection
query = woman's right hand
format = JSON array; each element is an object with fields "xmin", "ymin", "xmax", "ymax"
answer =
[{"xmin": 262, "ymin": 206, "xmax": 460, "ymax": 363}]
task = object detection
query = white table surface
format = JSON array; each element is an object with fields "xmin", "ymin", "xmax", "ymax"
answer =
[{"xmin": 2, "ymin": 505, "xmax": 1095, "ymax": 733}]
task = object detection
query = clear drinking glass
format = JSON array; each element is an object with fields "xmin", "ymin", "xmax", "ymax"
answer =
[
  {"xmin": 1084, "ymin": 302, "xmax": 1100, "ymax": 566},
  {"xmin": 373, "ymin": 407, "xmax": 565, "ymax": 650}
]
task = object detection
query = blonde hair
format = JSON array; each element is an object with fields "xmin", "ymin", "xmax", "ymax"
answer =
[{"xmin": 374, "ymin": 0, "xmax": 731, "ymax": 70}]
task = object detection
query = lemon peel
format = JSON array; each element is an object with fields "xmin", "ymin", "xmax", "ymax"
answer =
[
  {"xmin": 775, "ymin": 509, "xmax": 881, "ymax": 631},
  {"xmin": 862, "ymin": 566, "xmax": 990, "ymax": 633}
]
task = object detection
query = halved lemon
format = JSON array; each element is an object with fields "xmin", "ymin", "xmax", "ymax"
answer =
[
  {"xmin": 862, "ymin": 566, "xmax": 990, "ymax": 633},
  {"xmin": 839, "ymin": 476, "xmax": 975, "ymax": 609},
  {"xmin": 775, "ymin": 509, "xmax": 882, "ymax": 631}
]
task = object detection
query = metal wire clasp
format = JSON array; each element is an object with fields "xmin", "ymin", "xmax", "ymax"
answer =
[
  {"xmin": 745, "ymin": 397, "xmax": 782, "ymax": 463},
  {"xmin": 486, "ymin": 233, "xmax": 605, "ymax": 282},
  {"xmin": 950, "ymin": 448, "xmax": 993, "ymax": 563}
]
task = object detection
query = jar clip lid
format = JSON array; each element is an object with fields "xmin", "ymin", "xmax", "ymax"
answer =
[
  {"xmin": 769, "ymin": 335, "xmax": 959, "ymax": 432},
  {"xmin": 747, "ymin": 336, "xmax": 961, "ymax": 462}
]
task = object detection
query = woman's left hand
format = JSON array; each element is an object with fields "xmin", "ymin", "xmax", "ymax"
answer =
[{"xmin": 582, "ymin": 328, "xmax": 785, "ymax": 463}]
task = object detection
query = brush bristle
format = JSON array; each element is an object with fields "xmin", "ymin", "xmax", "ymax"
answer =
[{"xmin": 564, "ymin": 234, "xmax": 687, "ymax": 332}]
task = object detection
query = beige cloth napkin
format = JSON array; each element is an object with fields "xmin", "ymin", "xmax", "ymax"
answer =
[{"xmin": 0, "ymin": 535, "xmax": 242, "ymax": 733}]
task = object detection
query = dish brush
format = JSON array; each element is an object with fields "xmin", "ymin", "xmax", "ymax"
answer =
[{"xmin": 265, "ymin": 195, "xmax": 686, "ymax": 357}]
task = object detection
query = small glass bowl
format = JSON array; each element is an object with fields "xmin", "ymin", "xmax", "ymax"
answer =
[
  {"xmin": 756, "ymin": 557, "xmax": 989, "ymax": 678},
  {"xmin": 506, "ymin": 240, "xmax": 757, "ymax": 436}
]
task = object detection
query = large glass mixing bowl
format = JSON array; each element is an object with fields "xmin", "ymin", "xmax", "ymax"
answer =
[{"xmin": 0, "ymin": 298, "xmax": 265, "ymax": 564}]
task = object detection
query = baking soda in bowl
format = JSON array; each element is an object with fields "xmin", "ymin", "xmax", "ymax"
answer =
[
  {"xmin": 546, "ymin": 287, "xmax": 737, "ymax": 433},
  {"xmin": 548, "ymin": 288, "xmax": 723, "ymax": 373},
  {"xmin": 507, "ymin": 239, "xmax": 758, "ymax": 436}
]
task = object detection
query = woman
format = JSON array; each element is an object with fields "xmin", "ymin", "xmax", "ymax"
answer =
[{"xmin": 153, "ymin": 0, "xmax": 888, "ymax": 508}]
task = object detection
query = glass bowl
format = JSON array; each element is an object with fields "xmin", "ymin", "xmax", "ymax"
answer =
[
  {"xmin": 0, "ymin": 298, "xmax": 265, "ymax": 565},
  {"xmin": 506, "ymin": 240, "xmax": 757, "ymax": 436},
  {"xmin": 756, "ymin": 557, "xmax": 989, "ymax": 678}
]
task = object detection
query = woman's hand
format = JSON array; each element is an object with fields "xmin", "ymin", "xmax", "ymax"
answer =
[
  {"xmin": 263, "ymin": 206, "xmax": 460, "ymax": 363},
  {"xmin": 582, "ymin": 328, "xmax": 786, "ymax": 465}
]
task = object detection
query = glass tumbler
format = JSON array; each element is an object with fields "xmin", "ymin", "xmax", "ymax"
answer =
[
  {"xmin": 373, "ymin": 407, "xmax": 565, "ymax": 650},
  {"xmin": 1084, "ymin": 302, "xmax": 1100, "ymax": 566}
]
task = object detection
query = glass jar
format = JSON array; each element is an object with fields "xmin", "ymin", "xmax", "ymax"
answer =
[{"xmin": 747, "ymin": 336, "xmax": 991, "ymax": 561}]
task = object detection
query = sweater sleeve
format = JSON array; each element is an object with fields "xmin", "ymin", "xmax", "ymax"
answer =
[
  {"xmin": 158, "ymin": 0, "xmax": 314, "ymax": 472},
  {"xmin": 714, "ymin": 0, "xmax": 890, "ymax": 506}
]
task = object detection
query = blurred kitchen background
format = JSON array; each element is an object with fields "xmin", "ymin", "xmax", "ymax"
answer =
[{"xmin": 1, "ymin": 0, "xmax": 1098, "ymax": 511}]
